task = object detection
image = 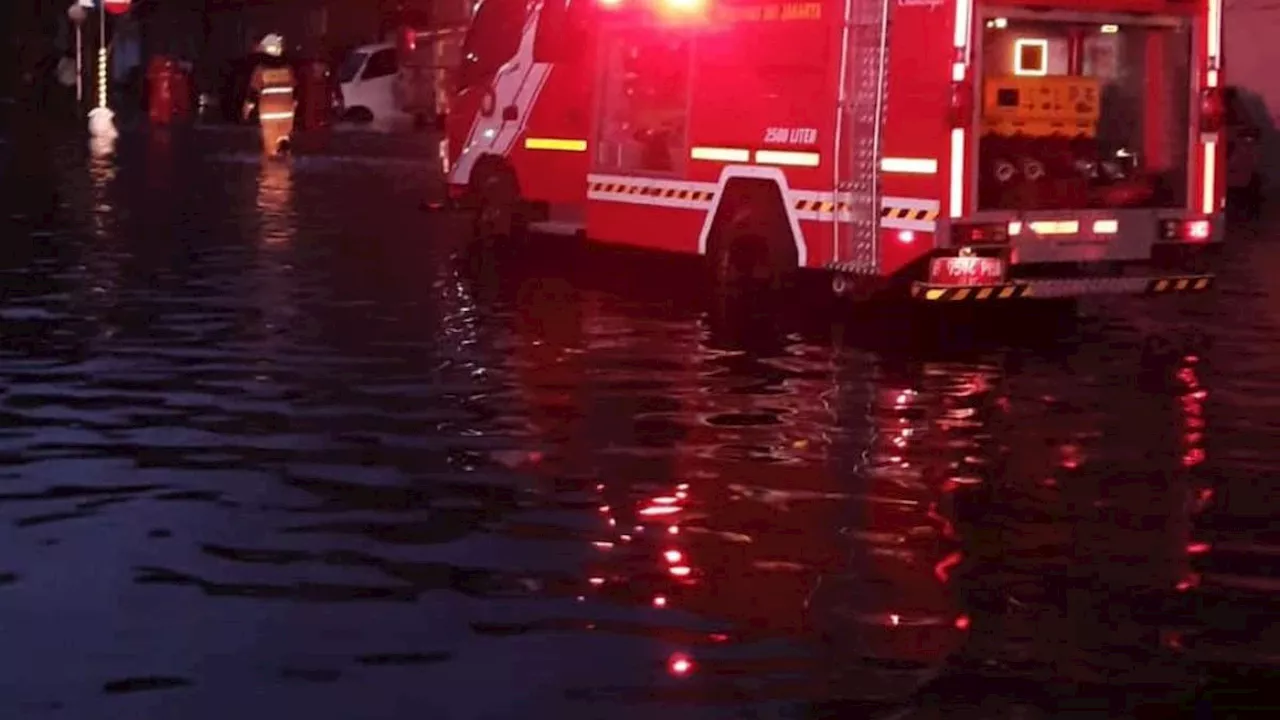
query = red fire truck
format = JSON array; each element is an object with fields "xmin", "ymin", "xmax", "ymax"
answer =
[{"xmin": 445, "ymin": 0, "xmax": 1224, "ymax": 303}]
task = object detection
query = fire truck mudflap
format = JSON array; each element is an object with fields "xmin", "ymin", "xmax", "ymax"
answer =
[{"xmin": 908, "ymin": 208, "xmax": 1219, "ymax": 303}]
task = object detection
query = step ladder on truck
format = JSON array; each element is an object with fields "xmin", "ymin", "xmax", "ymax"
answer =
[{"xmin": 443, "ymin": 0, "xmax": 1224, "ymax": 306}]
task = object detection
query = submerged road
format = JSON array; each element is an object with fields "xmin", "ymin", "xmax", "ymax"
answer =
[{"xmin": 1, "ymin": 123, "xmax": 1279, "ymax": 719}]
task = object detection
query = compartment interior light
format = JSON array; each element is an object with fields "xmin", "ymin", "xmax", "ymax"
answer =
[{"xmin": 1013, "ymin": 38, "xmax": 1048, "ymax": 76}]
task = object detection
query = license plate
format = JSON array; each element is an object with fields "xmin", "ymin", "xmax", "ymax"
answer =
[{"xmin": 929, "ymin": 256, "xmax": 1005, "ymax": 285}]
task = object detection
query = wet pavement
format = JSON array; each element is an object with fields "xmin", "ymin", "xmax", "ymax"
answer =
[{"xmin": 2, "ymin": 121, "xmax": 1280, "ymax": 719}]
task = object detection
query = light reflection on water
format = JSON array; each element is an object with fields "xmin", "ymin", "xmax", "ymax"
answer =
[{"xmin": 0, "ymin": 134, "xmax": 1274, "ymax": 718}]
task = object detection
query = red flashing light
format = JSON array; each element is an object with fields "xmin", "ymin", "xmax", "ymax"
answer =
[
  {"xmin": 599, "ymin": 0, "xmax": 624, "ymax": 7},
  {"xmin": 1160, "ymin": 219, "xmax": 1212, "ymax": 242},
  {"xmin": 949, "ymin": 79, "xmax": 973, "ymax": 128},
  {"xmin": 1199, "ymin": 87, "xmax": 1225, "ymax": 133},
  {"xmin": 668, "ymin": 653, "xmax": 694, "ymax": 676}
]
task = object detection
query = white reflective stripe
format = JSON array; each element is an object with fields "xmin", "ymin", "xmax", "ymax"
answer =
[
  {"xmin": 881, "ymin": 157, "xmax": 938, "ymax": 174},
  {"xmin": 882, "ymin": 196, "xmax": 939, "ymax": 211},
  {"xmin": 1207, "ymin": 0, "xmax": 1222, "ymax": 60},
  {"xmin": 881, "ymin": 216, "xmax": 936, "ymax": 231},
  {"xmin": 261, "ymin": 87, "xmax": 293, "ymax": 95},
  {"xmin": 949, "ymin": 128, "xmax": 966, "ymax": 218},
  {"xmin": 754, "ymin": 149, "xmax": 820, "ymax": 167},
  {"xmin": 1201, "ymin": 140, "xmax": 1217, "ymax": 214},
  {"xmin": 260, "ymin": 112, "xmax": 294, "ymax": 120}
]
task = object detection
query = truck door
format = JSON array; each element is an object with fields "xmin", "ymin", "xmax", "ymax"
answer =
[{"xmin": 449, "ymin": 0, "xmax": 537, "ymax": 182}]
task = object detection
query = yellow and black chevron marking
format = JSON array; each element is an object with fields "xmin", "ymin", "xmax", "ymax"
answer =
[
  {"xmin": 882, "ymin": 206, "xmax": 941, "ymax": 222},
  {"xmin": 911, "ymin": 283, "xmax": 1032, "ymax": 302},
  {"xmin": 588, "ymin": 181, "xmax": 715, "ymax": 202},
  {"xmin": 794, "ymin": 198, "xmax": 852, "ymax": 213},
  {"xmin": 1147, "ymin": 276, "xmax": 1214, "ymax": 294}
]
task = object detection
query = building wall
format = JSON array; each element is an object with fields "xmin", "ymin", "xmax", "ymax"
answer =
[{"xmin": 1225, "ymin": 2, "xmax": 1280, "ymax": 185}]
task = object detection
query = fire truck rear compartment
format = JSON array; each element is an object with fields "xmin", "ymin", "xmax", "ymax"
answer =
[{"xmin": 975, "ymin": 15, "xmax": 1192, "ymax": 214}]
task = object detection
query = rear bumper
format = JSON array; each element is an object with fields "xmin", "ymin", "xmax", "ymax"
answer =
[{"xmin": 910, "ymin": 274, "xmax": 1214, "ymax": 302}]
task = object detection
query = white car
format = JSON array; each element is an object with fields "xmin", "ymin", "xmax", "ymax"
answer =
[{"xmin": 337, "ymin": 43, "xmax": 401, "ymax": 125}]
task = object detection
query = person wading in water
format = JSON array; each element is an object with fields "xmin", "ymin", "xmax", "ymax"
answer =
[{"xmin": 243, "ymin": 34, "xmax": 296, "ymax": 157}]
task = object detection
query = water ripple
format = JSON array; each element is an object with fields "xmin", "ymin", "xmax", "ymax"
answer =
[{"xmin": 0, "ymin": 128, "xmax": 1276, "ymax": 718}]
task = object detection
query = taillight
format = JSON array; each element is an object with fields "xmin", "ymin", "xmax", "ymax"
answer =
[
  {"xmin": 1199, "ymin": 87, "xmax": 1224, "ymax": 133},
  {"xmin": 1160, "ymin": 219, "xmax": 1212, "ymax": 242},
  {"xmin": 949, "ymin": 79, "xmax": 973, "ymax": 128},
  {"xmin": 397, "ymin": 26, "xmax": 416, "ymax": 55},
  {"xmin": 950, "ymin": 222, "xmax": 1010, "ymax": 245}
]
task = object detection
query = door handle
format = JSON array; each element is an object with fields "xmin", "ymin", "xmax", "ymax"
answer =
[{"xmin": 502, "ymin": 104, "xmax": 518, "ymax": 121}]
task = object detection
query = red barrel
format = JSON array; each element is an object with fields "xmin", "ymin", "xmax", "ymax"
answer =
[{"xmin": 146, "ymin": 56, "xmax": 175, "ymax": 125}]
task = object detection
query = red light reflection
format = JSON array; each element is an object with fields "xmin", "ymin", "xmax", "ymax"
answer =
[{"xmin": 667, "ymin": 652, "xmax": 694, "ymax": 676}]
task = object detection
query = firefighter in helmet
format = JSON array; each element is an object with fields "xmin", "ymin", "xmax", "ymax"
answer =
[{"xmin": 243, "ymin": 33, "xmax": 297, "ymax": 157}]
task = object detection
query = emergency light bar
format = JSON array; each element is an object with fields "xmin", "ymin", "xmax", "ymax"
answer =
[{"xmin": 595, "ymin": 0, "xmax": 707, "ymax": 16}]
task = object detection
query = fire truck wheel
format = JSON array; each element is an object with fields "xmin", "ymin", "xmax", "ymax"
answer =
[
  {"xmin": 472, "ymin": 165, "xmax": 527, "ymax": 242},
  {"xmin": 708, "ymin": 226, "xmax": 795, "ymax": 298}
]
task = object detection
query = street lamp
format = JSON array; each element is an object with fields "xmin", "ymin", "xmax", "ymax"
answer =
[{"xmin": 66, "ymin": 2, "xmax": 88, "ymax": 106}]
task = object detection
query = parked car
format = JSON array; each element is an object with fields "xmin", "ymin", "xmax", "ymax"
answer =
[
  {"xmin": 337, "ymin": 43, "xmax": 401, "ymax": 124},
  {"xmin": 1225, "ymin": 85, "xmax": 1265, "ymax": 218}
]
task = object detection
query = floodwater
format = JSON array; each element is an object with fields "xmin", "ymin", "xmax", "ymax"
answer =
[{"xmin": 1, "ymin": 125, "xmax": 1279, "ymax": 719}]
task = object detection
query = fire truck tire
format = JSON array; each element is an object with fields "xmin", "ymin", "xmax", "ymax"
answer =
[
  {"xmin": 708, "ymin": 222, "xmax": 796, "ymax": 299},
  {"xmin": 471, "ymin": 162, "xmax": 527, "ymax": 243}
]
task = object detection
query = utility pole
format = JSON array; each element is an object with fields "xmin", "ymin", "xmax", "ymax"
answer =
[{"xmin": 68, "ymin": 3, "xmax": 89, "ymax": 107}]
